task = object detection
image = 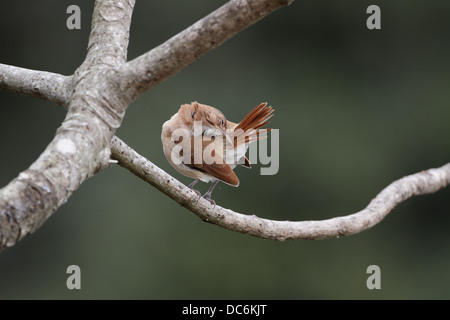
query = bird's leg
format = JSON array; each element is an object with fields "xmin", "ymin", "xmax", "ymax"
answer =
[
  {"xmin": 203, "ymin": 180, "xmax": 219, "ymax": 207},
  {"xmin": 187, "ymin": 179, "xmax": 201, "ymax": 198},
  {"xmin": 188, "ymin": 179, "xmax": 199, "ymax": 188}
]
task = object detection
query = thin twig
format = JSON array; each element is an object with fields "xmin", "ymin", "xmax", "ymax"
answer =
[
  {"xmin": 111, "ymin": 136, "xmax": 450, "ymax": 240},
  {"xmin": 1, "ymin": 0, "xmax": 449, "ymax": 249},
  {"xmin": 118, "ymin": 0, "xmax": 294, "ymax": 101},
  {"xmin": 0, "ymin": 0, "xmax": 294, "ymax": 251}
]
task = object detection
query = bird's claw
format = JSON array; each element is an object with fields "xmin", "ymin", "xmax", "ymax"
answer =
[
  {"xmin": 202, "ymin": 193, "xmax": 216, "ymax": 208},
  {"xmin": 189, "ymin": 188, "xmax": 202, "ymax": 200}
]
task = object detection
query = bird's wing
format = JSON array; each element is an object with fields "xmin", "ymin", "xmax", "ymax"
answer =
[{"xmin": 185, "ymin": 137, "xmax": 240, "ymax": 187}]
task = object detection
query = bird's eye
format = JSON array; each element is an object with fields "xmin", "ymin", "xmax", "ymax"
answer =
[{"xmin": 218, "ymin": 118, "xmax": 224, "ymax": 126}]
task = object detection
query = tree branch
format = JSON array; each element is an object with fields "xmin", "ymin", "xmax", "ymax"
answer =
[
  {"xmin": 84, "ymin": 0, "xmax": 134, "ymax": 68},
  {"xmin": 0, "ymin": 0, "xmax": 136, "ymax": 251},
  {"xmin": 118, "ymin": 0, "xmax": 294, "ymax": 101},
  {"xmin": 111, "ymin": 136, "xmax": 450, "ymax": 240},
  {"xmin": 1, "ymin": 0, "xmax": 295, "ymax": 251},
  {"xmin": 0, "ymin": 63, "xmax": 72, "ymax": 107},
  {"xmin": 1, "ymin": 0, "xmax": 448, "ymax": 250}
]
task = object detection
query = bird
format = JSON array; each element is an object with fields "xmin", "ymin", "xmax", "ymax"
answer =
[{"xmin": 161, "ymin": 101, "xmax": 274, "ymax": 205}]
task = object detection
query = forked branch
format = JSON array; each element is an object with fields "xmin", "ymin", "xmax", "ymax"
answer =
[
  {"xmin": 0, "ymin": 0, "xmax": 295, "ymax": 250},
  {"xmin": 0, "ymin": 0, "xmax": 448, "ymax": 250}
]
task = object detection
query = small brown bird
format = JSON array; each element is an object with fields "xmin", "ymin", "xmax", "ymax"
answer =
[{"xmin": 161, "ymin": 101, "xmax": 273, "ymax": 204}]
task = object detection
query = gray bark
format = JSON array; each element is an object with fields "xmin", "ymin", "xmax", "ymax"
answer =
[
  {"xmin": 0, "ymin": 0, "xmax": 294, "ymax": 251},
  {"xmin": 111, "ymin": 137, "xmax": 450, "ymax": 240},
  {"xmin": 0, "ymin": 0, "xmax": 449, "ymax": 250}
]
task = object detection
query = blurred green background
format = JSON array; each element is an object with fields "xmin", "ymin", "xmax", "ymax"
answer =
[{"xmin": 1, "ymin": 0, "xmax": 450, "ymax": 299}]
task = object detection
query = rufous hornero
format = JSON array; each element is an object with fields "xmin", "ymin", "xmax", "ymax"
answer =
[{"xmin": 162, "ymin": 102, "xmax": 273, "ymax": 205}]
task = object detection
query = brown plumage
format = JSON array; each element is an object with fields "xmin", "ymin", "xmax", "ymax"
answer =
[{"xmin": 161, "ymin": 101, "xmax": 274, "ymax": 204}]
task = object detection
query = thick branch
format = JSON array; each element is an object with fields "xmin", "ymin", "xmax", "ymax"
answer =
[
  {"xmin": 0, "ymin": 0, "xmax": 136, "ymax": 251},
  {"xmin": 111, "ymin": 136, "xmax": 450, "ymax": 240},
  {"xmin": 118, "ymin": 0, "xmax": 293, "ymax": 101},
  {"xmin": 3, "ymin": 0, "xmax": 446, "ymax": 249},
  {"xmin": 84, "ymin": 0, "xmax": 135, "ymax": 67},
  {"xmin": 0, "ymin": 63, "xmax": 72, "ymax": 107},
  {"xmin": 1, "ymin": 0, "xmax": 295, "ymax": 251}
]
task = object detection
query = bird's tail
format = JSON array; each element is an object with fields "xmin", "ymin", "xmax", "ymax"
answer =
[{"xmin": 233, "ymin": 102, "xmax": 274, "ymax": 146}]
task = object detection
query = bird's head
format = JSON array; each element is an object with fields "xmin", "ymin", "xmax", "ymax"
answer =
[{"xmin": 179, "ymin": 101, "xmax": 232, "ymax": 144}]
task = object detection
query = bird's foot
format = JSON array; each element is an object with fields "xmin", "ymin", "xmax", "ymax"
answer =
[
  {"xmin": 189, "ymin": 188, "xmax": 202, "ymax": 200},
  {"xmin": 202, "ymin": 193, "xmax": 216, "ymax": 208}
]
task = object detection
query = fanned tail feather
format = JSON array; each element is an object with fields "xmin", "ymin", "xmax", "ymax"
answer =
[{"xmin": 234, "ymin": 102, "xmax": 274, "ymax": 146}]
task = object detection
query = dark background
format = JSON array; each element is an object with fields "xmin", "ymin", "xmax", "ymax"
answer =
[{"xmin": 1, "ymin": 0, "xmax": 449, "ymax": 299}]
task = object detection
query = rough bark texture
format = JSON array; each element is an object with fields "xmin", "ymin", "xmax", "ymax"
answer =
[
  {"xmin": 0, "ymin": 0, "xmax": 294, "ymax": 251},
  {"xmin": 0, "ymin": 64, "xmax": 72, "ymax": 107},
  {"xmin": 0, "ymin": 0, "xmax": 136, "ymax": 249},
  {"xmin": 111, "ymin": 137, "xmax": 450, "ymax": 240},
  {"xmin": 0, "ymin": 0, "xmax": 449, "ymax": 250},
  {"xmin": 118, "ymin": 0, "xmax": 294, "ymax": 101}
]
